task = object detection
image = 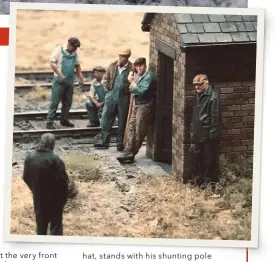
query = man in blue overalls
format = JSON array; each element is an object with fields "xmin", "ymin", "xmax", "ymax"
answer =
[
  {"xmin": 46, "ymin": 37, "xmax": 84, "ymax": 129},
  {"xmin": 94, "ymin": 48, "xmax": 134, "ymax": 151},
  {"xmin": 85, "ymin": 66, "xmax": 106, "ymax": 127}
]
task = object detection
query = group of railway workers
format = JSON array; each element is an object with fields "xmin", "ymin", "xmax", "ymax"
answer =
[{"xmin": 22, "ymin": 38, "xmax": 221, "ymax": 236}]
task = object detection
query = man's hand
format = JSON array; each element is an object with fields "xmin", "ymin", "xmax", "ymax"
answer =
[
  {"xmin": 49, "ymin": 62, "xmax": 65, "ymax": 80},
  {"xmin": 79, "ymin": 76, "xmax": 84, "ymax": 85},
  {"xmin": 128, "ymin": 71, "xmax": 134, "ymax": 83},
  {"xmin": 58, "ymin": 73, "xmax": 65, "ymax": 81},
  {"xmin": 95, "ymin": 101, "xmax": 102, "ymax": 109}
]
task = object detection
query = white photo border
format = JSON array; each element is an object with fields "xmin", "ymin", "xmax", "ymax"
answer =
[{"xmin": 4, "ymin": 2, "xmax": 265, "ymax": 248}]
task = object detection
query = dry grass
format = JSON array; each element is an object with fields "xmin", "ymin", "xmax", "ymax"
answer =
[
  {"xmin": 23, "ymin": 84, "xmax": 88, "ymax": 103},
  {"xmin": 15, "ymin": 10, "xmax": 150, "ymax": 72},
  {"xmin": 11, "ymin": 152, "xmax": 252, "ymax": 240}
]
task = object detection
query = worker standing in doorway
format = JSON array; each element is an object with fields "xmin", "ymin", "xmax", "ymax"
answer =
[
  {"xmin": 117, "ymin": 57, "xmax": 156, "ymax": 163},
  {"xmin": 46, "ymin": 37, "xmax": 84, "ymax": 129},
  {"xmin": 94, "ymin": 48, "xmax": 134, "ymax": 151}
]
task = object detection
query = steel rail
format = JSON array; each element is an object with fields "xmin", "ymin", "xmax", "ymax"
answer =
[
  {"xmin": 13, "ymin": 126, "xmax": 117, "ymax": 139},
  {"xmin": 15, "ymin": 70, "xmax": 92, "ymax": 79},
  {"xmin": 14, "ymin": 82, "xmax": 91, "ymax": 90},
  {"xmin": 14, "ymin": 109, "xmax": 89, "ymax": 121}
]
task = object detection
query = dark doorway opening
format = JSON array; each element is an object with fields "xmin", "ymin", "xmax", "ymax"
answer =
[{"xmin": 155, "ymin": 51, "xmax": 174, "ymax": 164}]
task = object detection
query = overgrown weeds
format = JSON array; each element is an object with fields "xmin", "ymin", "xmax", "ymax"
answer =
[{"xmin": 11, "ymin": 152, "xmax": 253, "ymax": 240}]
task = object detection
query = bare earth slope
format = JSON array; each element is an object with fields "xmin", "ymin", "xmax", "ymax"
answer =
[{"xmin": 15, "ymin": 11, "xmax": 149, "ymax": 71}]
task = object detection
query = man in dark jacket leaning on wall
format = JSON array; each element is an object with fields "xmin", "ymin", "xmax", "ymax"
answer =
[
  {"xmin": 189, "ymin": 74, "xmax": 221, "ymax": 187},
  {"xmin": 23, "ymin": 133, "xmax": 69, "ymax": 235}
]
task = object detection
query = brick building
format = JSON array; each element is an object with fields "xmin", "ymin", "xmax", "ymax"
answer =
[{"xmin": 141, "ymin": 13, "xmax": 257, "ymax": 183}]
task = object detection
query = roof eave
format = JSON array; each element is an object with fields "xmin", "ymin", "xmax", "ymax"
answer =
[
  {"xmin": 141, "ymin": 23, "xmax": 151, "ymax": 32},
  {"xmin": 141, "ymin": 13, "xmax": 155, "ymax": 32},
  {"xmin": 180, "ymin": 41, "xmax": 257, "ymax": 51}
]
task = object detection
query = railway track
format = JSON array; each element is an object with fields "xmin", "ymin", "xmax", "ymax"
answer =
[
  {"xmin": 13, "ymin": 110, "xmax": 120, "ymax": 142},
  {"xmin": 15, "ymin": 70, "xmax": 93, "ymax": 91},
  {"xmin": 14, "ymin": 109, "xmax": 89, "ymax": 121},
  {"xmin": 15, "ymin": 82, "xmax": 91, "ymax": 91},
  {"xmin": 15, "ymin": 70, "xmax": 93, "ymax": 82},
  {"xmin": 13, "ymin": 126, "xmax": 117, "ymax": 140},
  {"xmin": 13, "ymin": 71, "xmax": 147, "ymax": 147}
]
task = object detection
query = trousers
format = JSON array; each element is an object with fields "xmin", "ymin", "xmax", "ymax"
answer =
[
  {"xmin": 189, "ymin": 141, "xmax": 220, "ymax": 185},
  {"xmin": 125, "ymin": 102, "xmax": 153, "ymax": 155},
  {"xmin": 35, "ymin": 208, "xmax": 64, "ymax": 235}
]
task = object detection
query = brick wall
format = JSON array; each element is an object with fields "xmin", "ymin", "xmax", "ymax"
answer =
[
  {"xmin": 218, "ymin": 81, "xmax": 255, "ymax": 159},
  {"xmin": 185, "ymin": 82, "xmax": 255, "ymax": 159},
  {"xmin": 184, "ymin": 44, "xmax": 256, "ymax": 164},
  {"xmin": 146, "ymin": 13, "xmax": 187, "ymax": 182}
]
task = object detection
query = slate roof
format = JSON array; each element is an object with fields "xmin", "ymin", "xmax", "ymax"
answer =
[{"xmin": 142, "ymin": 13, "xmax": 257, "ymax": 45}]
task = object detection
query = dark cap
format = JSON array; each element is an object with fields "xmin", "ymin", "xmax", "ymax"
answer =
[
  {"xmin": 93, "ymin": 66, "xmax": 106, "ymax": 73},
  {"xmin": 134, "ymin": 57, "xmax": 146, "ymax": 65},
  {"xmin": 68, "ymin": 37, "xmax": 81, "ymax": 48}
]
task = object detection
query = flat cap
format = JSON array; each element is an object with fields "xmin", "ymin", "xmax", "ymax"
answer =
[
  {"xmin": 193, "ymin": 74, "xmax": 208, "ymax": 84},
  {"xmin": 93, "ymin": 66, "xmax": 106, "ymax": 73},
  {"xmin": 134, "ymin": 57, "xmax": 146, "ymax": 65},
  {"xmin": 68, "ymin": 37, "xmax": 81, "ymax": 48},
  {"xmin": 118, "ymin": 48, "xmax": 131, "ymax": 56}
]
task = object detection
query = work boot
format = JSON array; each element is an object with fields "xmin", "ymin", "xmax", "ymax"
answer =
[
  {"xmin": 86, "ymin": 121, "xmax": 100, "ymax": 127},
  {"xmin": 60, "ymin": 120, "xmax": 74, "ymax": 127},
  {"xmin": 94, "ymin": 140, "xmax": 108, "ymax": 149},
  {"xmin": 116, "ymin": 152, "xmax": 134, "ymax": 163},
  {"xmin": 46, "ymin": 123, "xmax": 55, "ymax": 129}
]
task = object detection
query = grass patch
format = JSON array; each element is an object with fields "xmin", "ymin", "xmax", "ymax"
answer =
[
  {"xmin": 132, "ymin": 154, "xmax": 253, "ymax": 240},
  {"xmin": 61, "ymin": 153, "xmax": 102, "ymax": 183},
  {"xmin": 11, "ymin": 152, "xmax": 252, "ymax": 240},
  {"xmin": 23, "ymin": 84, "xmax": 87, "ymax": 104},
  {"xmin": 23, "ymin": 84, "xmax": 50, "ymax": 101}
]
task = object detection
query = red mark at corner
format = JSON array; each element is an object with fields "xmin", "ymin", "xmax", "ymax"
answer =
[
  {"xmin": 0, "ymin": 28, "xmax": 9, "ymax": 46},
  {"xmin": 246, "ymin": 248, "xmax": 248, "ymax": 262}
]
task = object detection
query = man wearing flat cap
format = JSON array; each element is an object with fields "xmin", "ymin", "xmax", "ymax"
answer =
[
  {"xmin": 117, "ymin": 57, "xmax": 156, "ymax": 163},
  {"xmin": 189, "ymin": 74, "xmax": 221, "ymax": 187},
  {"xmin": 85, "ymin": 66, "xmax": 106, "ymax": 127},
  {"xmin": 46, "ymin": 37, "xmax": 84, "ymax": 129},
  {"xmin": 94, "ymin": 48, "xmax": 135, "ymax": 151}
]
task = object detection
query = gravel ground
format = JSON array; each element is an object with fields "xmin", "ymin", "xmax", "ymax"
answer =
[{"xmin": 2, "ymin": 0, "xmax": 248, "ymax": 15}]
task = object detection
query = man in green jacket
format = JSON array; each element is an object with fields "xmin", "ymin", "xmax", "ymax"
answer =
[
  {"xmin": 189, "ymin": 74, "xmax": 221, "ymax": 187},
  {"xmin": 85, "ymin": 66, "xmax": 106, "ymax": 127},
  {"xmin": 117, "ymin": 57, "xmax": 156, "ymax": 163},
  {"xmin": 94, "ymin": 48, "xmax": 134, "ymax": 151},
  {"xmin": 46, "ymin": 37, "xmax": 84, "ymax": 129}
]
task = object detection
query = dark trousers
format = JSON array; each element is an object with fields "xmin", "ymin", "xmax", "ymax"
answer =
[
  {"xmin": 189, "ymin": 140, "xmax": 220, "ymax": 185},
  {"xmin": 35, "ymin": 209, "xmax": 64, "ymax": 235}
]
